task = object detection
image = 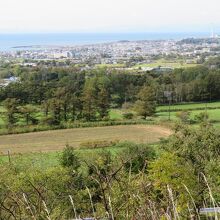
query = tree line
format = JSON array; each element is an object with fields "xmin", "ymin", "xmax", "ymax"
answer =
[{"xmin": 1, "ymin": 64, "xmax": 220, "ymax": 127}]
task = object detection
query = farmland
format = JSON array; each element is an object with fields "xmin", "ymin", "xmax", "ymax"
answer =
[
  {"xmin": 0, "ymin": 124, "xmax": 171, "ymax": 154},
  {"xmin": 134, "ymin": 58, "xmax": 198, "ymax": 69},
  {"xmin": 157, "ymin": 101, "xmax": 220, "ymax": 112},
  {"xmin": 156, "ymin": 102, "xmax": 220, "ymax": 126}
]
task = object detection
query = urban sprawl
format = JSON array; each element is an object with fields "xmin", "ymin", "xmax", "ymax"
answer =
[{"xmin": 1, "ymin": 37, "xmax": 220, "ymax": 71}]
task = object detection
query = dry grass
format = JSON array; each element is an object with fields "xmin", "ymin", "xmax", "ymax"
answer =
[{"xmin": 0, "ymin": 125, "xmax": 172, "ymax": 154}]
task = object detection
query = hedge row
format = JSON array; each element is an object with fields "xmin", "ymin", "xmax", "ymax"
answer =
[
  {"xmin": 157, "ymin": 106, "xmax": 220, "ymax": 113},
  {"xmin": 0, "ymin": 120, "xmax": 155, "ymax": 136}
]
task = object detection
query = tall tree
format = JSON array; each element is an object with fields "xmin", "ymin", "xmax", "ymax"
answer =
[
  {"xmin": 54, "ymin": 87, "xmax": 70, "ymax": 121},
  {"xmin": 4, "ymin": 98, "xmax": 19, "ymax": 127},
  {"xmin": 48, "ymin": 98, "xmax": 62, "ymax": 124},
  {"xmin": 81, "ymin": 79, "xmax": 97, "ymax": 121},
  {"xmin": 97, "ymin": 86, "xmax": 110, "ymax": 120},
  {"xmin": 19, "ymin": 105, "xmax": 37, "ymax": 125},
  {"xmin": 134, "ymin": 86, "xmax": 156, "ymax": 118}
]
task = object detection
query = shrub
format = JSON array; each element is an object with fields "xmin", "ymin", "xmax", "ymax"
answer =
[
  {"xmin": 176, "ymin": 111, "xmax": 191, "ymax": 123},
  {"xmin": 122, "ymin": 112, "xmax": 134, "ymax": 119},
  {"xmin": 122, "ymin": 102, "xmax": 133, "ymax": 110},
  {"xmin": 60, "ymin": 145, "xmax": 80, "ymax": 170},
  {"xmin": 41, "ymin": 116, "xmax": 60, "ymax": 126},
  {"xmin": 194, "ymin": 111, "xmax": 209, "ymax": 123},
  {"xmin": 79, "ymin": 139, "xmax": 119, "ymax": 149},
  {"xmin": 119, "ymin": 143, "xmax": 156, "ymax": 173}
]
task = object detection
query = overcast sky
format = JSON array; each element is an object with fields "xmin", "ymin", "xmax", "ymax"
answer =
[{"xmin": 0, "ymin": 0, "xmax": 220, "ymax": 33}]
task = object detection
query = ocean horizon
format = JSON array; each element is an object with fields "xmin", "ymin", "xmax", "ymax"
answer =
[{"xmin": 0, "ymin": 32, "xmax": 211, "ymax": 51}]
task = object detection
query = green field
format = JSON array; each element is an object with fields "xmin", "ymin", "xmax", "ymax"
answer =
[
  {"xmin": 156, "ymin": 102, "xmax": 220, "ymax": 128},
  {"xmin": 0, "ymin": 141, "xmax": 149, "ymax": 168},
  {"xmin": 110, "ymin": 102, "xmax": 220, "ymax": 125},
  {"xmin": 157, "ymin": 108, "xmax": 220, "ymax": 121},
  {"xmin": 109, "ymin": 109, "xmax": 124, "ymax": 120},
  {"xmin": 95, "ymin": 63, "xmax": 125, "ymax": 68},
  {"xmin": 134, "ymin": 59, "xmax": 198, "ymax": 69},
  {"xmin": 157, "ymin": 101, "xmax": 220, "ymax": 112}
]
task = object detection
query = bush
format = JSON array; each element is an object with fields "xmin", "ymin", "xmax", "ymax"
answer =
[
  {"xmin": 176, "ymin": 111, "xmax": 191, "ymax": 123},
  {"xmin": 122, "ymin": 112, "xmax": 134, "ymax": 119},
  {"xmin": 41, "ymin": 116, "xmax": 60, "ymax": 126},
  {"xmin": 194, "ymin": 111, "xmax": 209, "ymax": 123},
  {"xmin": 60, "ymin": 145, "xmax": 80, "ymax": 170},
  {"xmin": 79, "ymin": 139, "xmax": 119, "ymax": 149},
  {"xmin": 119, "ymin": 143, "xmax": 156, "ymax": 173},
  {"xmin": 122, "ymin": 102, "xmax": 133, "ymax": 110}
]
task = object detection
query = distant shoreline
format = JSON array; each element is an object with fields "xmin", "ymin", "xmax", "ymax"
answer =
[{"xmin": 0, "ymin": 32, "xmax": 211, "ymax": 52}]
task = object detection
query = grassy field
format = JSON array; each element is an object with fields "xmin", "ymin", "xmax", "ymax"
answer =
[
  {"xmin": 95, "ymin": 63, "xmax": 125, "ymax": 68},
  {"xmin": 134, "ymin": 59, "xmax": 198, "ymax": 69},
  {"xmin": 156, "ymin": 102, "xmax": 220, "ymax": 129},
  {"xmin": 157, "ymin": 101, "xmax": 220, "ymax": 112},
  {"xmin": 156, "ymin": 109, "xmax": 220, "ymax": 121},
  {"xmin": 109, "ymin": 109, "xmax": 124, "ymax": 120},
  {"xmin": 0, "ymin": 124, "xmax": 171, "ymax": 155},
  {"xmin": 110, "ymin": 102, "xmax": 220, "ymax": 122}
]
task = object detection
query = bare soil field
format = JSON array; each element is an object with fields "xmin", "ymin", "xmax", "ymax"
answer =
[{"xmin": 0, "ymin": 125, "xmax": 172, "ymax": 154}]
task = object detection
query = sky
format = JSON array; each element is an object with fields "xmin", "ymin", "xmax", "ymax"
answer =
[{"xmin": 0, "ymin": 0, "xmax": 220, "ymax": 33}]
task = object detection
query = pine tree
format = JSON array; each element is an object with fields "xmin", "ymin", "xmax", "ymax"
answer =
[
  {"xmin": 4, "ymin": 98, "xmax": 19, "ymax": 127},
  {"xmin": 134, "ymin": 86, "xmax": 156, "ymax": 119},
  {"xmin": 19, "ymin": 105, "xmax": 37, "ymax": 125},
  {"xmin": 48, "ymin": 98, "xmax": 62, "ymax": 124},
  {"xmin": 81, "ymin": 79, "xmax": 97, "ymax": 121},
  {"xmin": 97, "ymin": 86, "xmax": 110, "ymax": 120}
]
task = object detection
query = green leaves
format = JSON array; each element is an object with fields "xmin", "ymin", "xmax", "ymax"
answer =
[
  {"xmin": 134, "ymin": 85, "xmax": 156, "ymax": 118},
  {"xmin": 60, "ymin": 145, "xmax": 80, "ymax": 171}
]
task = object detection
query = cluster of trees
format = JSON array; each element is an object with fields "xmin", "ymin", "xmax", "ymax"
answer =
[
  {"xmin": 0, "ymin": 67, "xmax": 158, "ymax": 128},
  {"xmin": 2, "ymin": 63, "xmax": 220, "ymax": 105},
  {"xmin": 1, "ymin": 63, "xmax": 220, "ymax": 128},
  {"xmin": 0, "ymin": 123, "xmax": 220, "ymax": 219},
  {"xmin": 39, "ymin": 76, "xmax": 111, "ymax": 125},
  {"xmin": 156, "ymin": 65, "xmax": 220, "ymax": 103}
]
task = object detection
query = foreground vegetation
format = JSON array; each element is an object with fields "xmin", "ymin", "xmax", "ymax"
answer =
[{"xmin": 0, "ymin": 123, "xmax": 220, "ymax": 219}]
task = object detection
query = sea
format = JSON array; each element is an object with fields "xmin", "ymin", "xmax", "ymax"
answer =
[{"xmin": 0, "ymin": 32, "xmax": 210, "ymax": 52}]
